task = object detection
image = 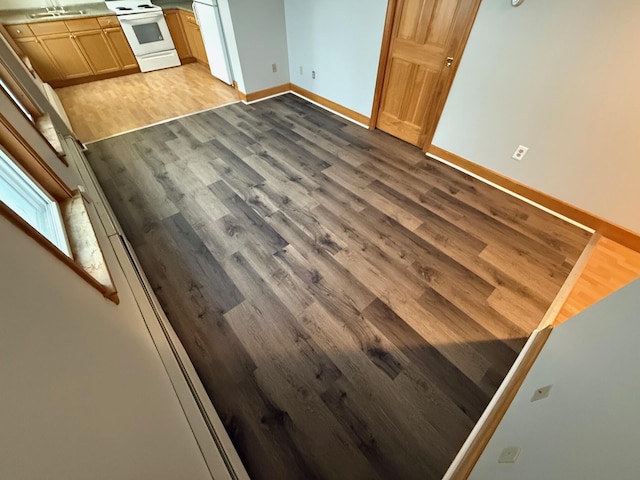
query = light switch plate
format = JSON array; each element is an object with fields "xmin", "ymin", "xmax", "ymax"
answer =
[{"xmin": 498, "ymin": 446, "xmax": 521, "ymax": 464}]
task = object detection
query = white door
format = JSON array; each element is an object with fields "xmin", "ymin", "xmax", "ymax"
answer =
[{"xmin": 192, "ymin": 1, "xmax": 233, "ymax": 85}]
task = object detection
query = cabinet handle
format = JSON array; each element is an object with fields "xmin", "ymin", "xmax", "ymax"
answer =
[{"xmin": 16, "ymin": 29, "xmax": 21, "ymax": 33}]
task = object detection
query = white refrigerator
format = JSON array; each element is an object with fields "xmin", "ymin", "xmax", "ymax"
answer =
[{"xmin": 192, "ymin": 0, "xmax": 234, "ymax": 85}]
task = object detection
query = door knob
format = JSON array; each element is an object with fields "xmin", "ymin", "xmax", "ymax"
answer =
[{"xmin": 446, "ymin": 57, "xmax": 454, "ymax": 67}]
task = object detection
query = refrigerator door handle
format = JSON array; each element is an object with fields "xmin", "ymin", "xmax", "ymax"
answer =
[{"xmin": 192, "ymin": 2, "xmax": 200, "ymax": 26}]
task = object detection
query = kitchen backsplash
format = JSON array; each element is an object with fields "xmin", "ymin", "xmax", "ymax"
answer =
[{"xmin": 1, "ymin": 0, "xmax": 92, "ymax": 10}]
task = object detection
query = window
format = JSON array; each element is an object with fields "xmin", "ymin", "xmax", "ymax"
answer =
[
  {"xmin": 0, "ymin": 147, "xmax": 69, "ymax": 255},
  {"xmin": 0, "ymin": 80, "xmax": 118, "ymax": 303}
]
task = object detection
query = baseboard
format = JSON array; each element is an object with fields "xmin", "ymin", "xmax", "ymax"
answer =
[
  {"xmin": 239, "ymin": 83, "xmax": 291, "ymax": 103},
  {"xmin": 49, "ymin": 67, "xmax": 140, "ymax": 88},
  {"xmin": 443, "ymin": 327, "xmax": 552, "ymax": 479},
  {"xmin": 428, "ymin": 145, "xmax": 640, "ymax": 252},
  {"xmin": 289, "ymin": 83, "xmax": 370, "ymax": 126},
  {"xmin": 536, "ymin": 233, "xmax": 601, "ymax": 329}
]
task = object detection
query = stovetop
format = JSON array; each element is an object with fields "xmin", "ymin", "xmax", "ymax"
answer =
[{"xmin": 105, "ymin": 1, "xmax": 162, "ymax": 15}]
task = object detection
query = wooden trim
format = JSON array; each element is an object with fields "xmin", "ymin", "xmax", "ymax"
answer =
[
  {"xmin": 0, "ymin": 24, "xmax": 24, "ymax": 59},
  {"xmin": 444, "ymin": 327, "xmax": 552, "ymax": 479},
  {"xmin": 0, "ymin": 200, "xmax": 119, "ymax": 304},
  {"xmin": 369, "ymin": 0, "xmax": 398, "ymax": 129},
  {"xmin": 48, "ymin": 66, "xmax": 139, "ymax": 88},
  {"xmin": 536, "ymin": 233, "xmax": 601, "ymax": 329},
  {"xmin": 290, "ymin": 83, "xmax": 370, "ymax": 125},
  {"xmin": 0, "ymin": 112, "xmax": 72, "ymax": 200},
  {"xmin": 0, "ymin": 56, "xmax": 43, "ymax": 119},
  {"xmin": 421, "ymin": 0, "xmax": 482, "ymax": 151},
  {"xmin": 236, "ymin": 89, "xmax": 247, "ymax": 102},
  {"xmin": 243, "ymin": 82, "xmax": 290, "ymax": 103},
  {"xmin": 428, "ymin": 145, "xmax": 640, "ymax": 251}
]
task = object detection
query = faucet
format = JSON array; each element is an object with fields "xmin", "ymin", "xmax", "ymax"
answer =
[{"xmin": 45, "ymin": 0, "xmax": 64, "ymax": 13}]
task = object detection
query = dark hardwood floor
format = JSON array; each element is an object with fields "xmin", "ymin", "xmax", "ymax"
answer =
[{"xmin": 86, "ymin": 94, "xmax": 591, "ymax": 480}]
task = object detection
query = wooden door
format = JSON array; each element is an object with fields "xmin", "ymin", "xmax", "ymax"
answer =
[
  {"xmin": 103, "ymin": 27, "xmax": 138, "ymax": 70},
  {"xmin": 375, "ymin": 0, "xmax": 480, "ymax": 148},
  {"xmin": 39, "ymin": 33, "xmax": 92, "ymax": 79},
  {"xmin": 74, "ymin": 30, "xmax": 121, "ymax": 74},
  {"xmin": 164, "ymin": 10, "xmax": 191, "ymax": 60},
  {"xmin": 15, "ymin": 37, "xmax": 62, "ymax": 82}
]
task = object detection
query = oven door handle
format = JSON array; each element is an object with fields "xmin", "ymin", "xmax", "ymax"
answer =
[{"xmin": 118, "ymin": 12, "xmax": 164, "ymax": 25}]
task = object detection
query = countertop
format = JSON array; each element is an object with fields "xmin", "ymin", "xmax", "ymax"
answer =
[{"xmin": 0, "ymin": 2, "xmax": 193, "ymax": 25}]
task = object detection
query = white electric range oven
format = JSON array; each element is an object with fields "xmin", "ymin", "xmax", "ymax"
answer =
[{"xmin": 105, "ymin": 1, "xmax": 180, "ymax": 72}]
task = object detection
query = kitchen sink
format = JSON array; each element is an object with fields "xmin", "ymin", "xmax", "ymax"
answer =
[{"xmin": 28, "ymin": 10, "xmax": 86, "ymax": 18}]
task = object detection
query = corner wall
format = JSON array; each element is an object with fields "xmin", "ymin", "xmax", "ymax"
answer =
[
  {"xmin": 284, "ymin": 0, "xmax": 387, "ymax": 118},
  {"xmin": 225, "ymin": 0, "xmax": 290, "ymax": 94},
  {"xmin": 468, "ymin": 278, "xmax": 640, "ymax": 479},
  {"xmin": 432, "ymin": 0, "xmax": 640, "ymax": 233}
]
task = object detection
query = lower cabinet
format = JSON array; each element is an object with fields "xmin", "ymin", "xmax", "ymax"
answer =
[
  {"xmin": 182, "ymin": 12, "xmax": 208, "ymax": 65},
  {"xmin": 39, "ymin": 33, "xmax": 93, "ymax": 79},
  {"xmin": 74, "ymin": 30, "xmax": 121, "ymax": 74},
  {"xmin": 4, "ymin": 17, "xmax": 138, "ymax": 85},
  {"xmin": 164, "ymin": 10, "xmax": 191, "ymax": 60},
  {"xmin": 103, "ymin": 27, "xmax": 138, "ymax": 69},
  {"xmin": 14, "ymin": 37, "xmax": 62, "ymax": 82}
]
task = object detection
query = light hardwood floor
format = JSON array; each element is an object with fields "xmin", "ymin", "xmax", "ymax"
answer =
[
  {"xmin": 56, "ymin": 62, "xmax": 238, "ymax": 143},
  {"xmin": 86, "ymin": 95, "xmax": 591, "ymax": 480},
  {"xmin": 554, "ymin": 236, "xmax": 640, "ymax": 325}
]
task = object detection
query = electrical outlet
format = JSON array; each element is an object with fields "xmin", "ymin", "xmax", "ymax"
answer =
[
  {"xmin": 312, "ymin": 70, "xmax": 316, "ymax": 79},
  {"xmin": 299, "ymin": 66, "xmax": 303, "ymax": 75},
  {"xmin": 512, "ymin": 145, "xmax": 528, "ymax": 161},
  {"xmin": 498, "ymin": 446, "xmax": 521, "ymax": 464},
  {"xmin": 531, "ymin": 385, "xmax": 553, "ymax": 402},
  {"xmin": 272, "ymin": 63, "xmax": 277, "ymax": 73}
]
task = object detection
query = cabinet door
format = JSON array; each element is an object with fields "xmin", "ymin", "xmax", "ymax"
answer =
[
  {"xmin": 103, "ymin": 27, "xmax": 138, "ymax": 70},
  {"xmin": 184, "ymin": 20, "xmax": 208, "ymax": 65},
  {"xmin": 15, "ymin": 37, "xmax": 62, "ymax": 82},
  {"xmin": 74, "ymin": 30, "xmax": 120, "ymax": 74},
  {"xmin": 164, "ymin": 10, "xmax": 191, "ymax": 60},
  {"xmin": 39, "ymin": 33, "xmax": 92, "ymax": 79}
]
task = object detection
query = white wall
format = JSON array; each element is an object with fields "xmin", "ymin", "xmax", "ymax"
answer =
[
  {"xmin": 284, "ymin": 0, "xmax": 387, "ymax": 117},
  {"xmin": 0, "ymin": 219, "xmax": 214, "ymax": 480},
  {"xmin": 225, "ymin": 0, "xmax": 290, "ymax": 94},
  {"xmin": 0, "ymin": 78, "xmax": 213, "ymax": 480},
  {"xmin": 432, "ymin": 0, "xmax": 640, "ymax": 234},
  {"xmin": 469, "ymin": 278, "xmax": 640, "ymax": 479}
]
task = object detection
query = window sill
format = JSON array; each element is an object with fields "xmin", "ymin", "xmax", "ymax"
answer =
[
  {"xmin": 35, "ymin": 113, "xmax": 67, "ymax": 165},
  {"xmin": 0, "ymin": 191, "xmax": 119, "ymax": 304},
  {"xmin": 60, "ymin": 190, "xmax": 118, "ymax": 303}
]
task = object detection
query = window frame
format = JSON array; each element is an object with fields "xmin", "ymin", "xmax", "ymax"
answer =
[
  {"xmin": 0, "ymin": 86, "xmax": 118, "ymax": 304},
  {"xmin": 0, "ymin": 145, "xmax": 70, "ymax": 255}
]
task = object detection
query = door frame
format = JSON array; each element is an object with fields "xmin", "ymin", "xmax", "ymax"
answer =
[{"xmin": 369, "ymin": 0, "xmax": 483, "ymax": 152}]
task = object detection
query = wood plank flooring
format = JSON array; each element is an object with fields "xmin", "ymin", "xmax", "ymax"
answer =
[
  {"xmin": 554, "ymin": 236, "xmax": 640, "ymax": 325},
  {"xmin": 56, "ymin": 62, "xmax": 238, "ymax": 143},
  {"xmin": 86, "ymin": 94, "xmax": 591, "ymax": 480}
]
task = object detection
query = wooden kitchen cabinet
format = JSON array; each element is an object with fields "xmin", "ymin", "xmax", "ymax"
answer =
[
  {"xmin": 14, "ymin": 36, "xmax": 61, "ymax": 82},
  {"xmin": 4, "ymin": 16, "xmax": 138, "ymax": 86},
  {"xmin": 39, "ymin": 33, "xmax": 93, "ymax": 79},
  {"xmin": 4, "ymin": 23, "xmax": 33, "ymax": 38},
  {"xmin": 164, "ymin": 10, "xmax": 191, "ymax": 60},
  {"xmin": 73, "ymin": 30, "xmax": 121, "ymax": 74},
  {"xmin": 182, "ymin": 12, "xmax": 208, "ymax": 65},
  {"xmin": 103, "ymin": 27, "xmax": 137, "ymax": 69}
]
